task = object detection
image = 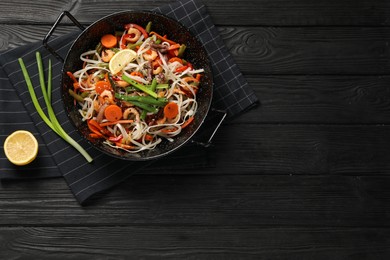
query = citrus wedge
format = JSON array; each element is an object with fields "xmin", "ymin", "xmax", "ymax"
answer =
[
  {"xmin": 4, "ymin": 130, "xmax": 38, "ymax": 166},
  {"xmin": 109, "ymin": 49, "xmax": 137, "ymax": 75}
]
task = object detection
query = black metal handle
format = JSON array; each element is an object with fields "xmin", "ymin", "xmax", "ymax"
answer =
[
  {"xmin": 43, "ymin": 11, "xmax": 85, "ymax": 62},
  {"xmin": 192, "ymin": 108, "xmax": 227, "ymax": 147}
]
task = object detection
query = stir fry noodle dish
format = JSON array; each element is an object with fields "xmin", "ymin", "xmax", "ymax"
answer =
[{"xmin": 67, "ymin": 21, "xmax": 204, "ymax": 153}]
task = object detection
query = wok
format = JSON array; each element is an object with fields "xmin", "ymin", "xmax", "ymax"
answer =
[{"xmin": 44, "ymin": 10, "xmax": 223, "ymax": 160}]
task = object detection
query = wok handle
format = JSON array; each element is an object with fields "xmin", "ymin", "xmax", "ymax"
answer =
[
  {"xmin": 43, "ymin": 11, "xmax": 85, "ymax": 62},
  {"xmin": 191, "ymin": 108, "xmax": 227, "ymax": 147}
]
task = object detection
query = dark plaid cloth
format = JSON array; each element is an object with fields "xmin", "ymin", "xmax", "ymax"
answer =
[{"xmin": 0, "ymin": 0, "xmax": 258, "ymax": 204}]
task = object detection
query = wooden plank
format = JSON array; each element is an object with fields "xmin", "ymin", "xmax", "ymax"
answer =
[
  {"xmin": 207, "ymin": 124, "xmax": 390, "ymax": 175},
  {"xmin": 1, "ymin": 175, "xmax": 389, "ymax": 226},
  {"xmin": 238, "ymin": 75, "xmax": 390, "ymax": 124},
  {"xmin": 1, "ymin": 25, "xmax": 389, "ymax": 75},
  {"xmin": 1, "ymin": 226, "xmax": 389, "ymax": 259},
  {"xmin": 218, "ymin": 26, "xmax": 390, "ymax": 75},
  {"xmin": 0, "ymin": 0, "xmax": 389, "ymax": 26}
]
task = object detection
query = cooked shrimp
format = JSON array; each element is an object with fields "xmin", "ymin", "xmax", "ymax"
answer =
[
  {"xmin": 101, "ymin": 49, "xmax": 115, "ymax": 62},
  {"xmin": 123, "ymin": 107, "xmax": 140, "ymax": 122},
  {"xmin": 125, "ymin": 28, "xmax": 141, "ymax": 43},
  {"xmin": 143, "ymin": 50, "xmax": 158, "ymax": 61}
]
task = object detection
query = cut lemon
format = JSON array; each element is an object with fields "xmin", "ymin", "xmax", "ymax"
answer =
[
  {"xmin": 4, "ymin": 130, "xmax": 38, "ymax": 166},
  {"xmin": 109, "ymin": 49, "xmax": 137, "ymax": 75}
]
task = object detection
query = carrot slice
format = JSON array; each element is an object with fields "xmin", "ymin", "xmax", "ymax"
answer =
[
  {"xmin": 160, "ymin": 127, "xmax": 179, "ymax": 133},
  {"xmin": 181, "ymin": 116, "xmax": 194, "ymax": 129},
  {"xmin": 115, "ymin": 142, "xmax": 135, "ymax": 150},
  {"xmin": 163, "ymin": 102, "xmax": 179, "ymax": 119},
  {"xmin": 168, "ymin": 43, "xmax": 181, "ymax": 50},
  {"xmin": 168, "ymin": 57, "xmax": 183, "ymax": 64},
  {"xmin": 67, "ymin": 71, "xmax": 77, "ymax": 83},
  {"xmin": 99, "ymin": 119, "xmax": 134, "ymax": 127},
  {"xmin": 130, "ymin": 71, "xmax": 144, "ymax": 78},
  {"xmin": 101, "ymin": 34, "xmax": 118, "ymax": 48},
  {"xmin": 149, "ymin": 31, "xmax": 177, "ymax": 45},
  {"xmin": 104, "ymin": 104, "xmax": 123, "ymax": 122},
  {"xmin": 95, "ymin": 80, "xmax": 112, "ymax": 94},
  {"xmin": 144, "ymin": 134, "xmax": 154, "ymax": 141},
  {"xmin": 89, "ymin": 133, "xmax": 103, "ymax": 139}
]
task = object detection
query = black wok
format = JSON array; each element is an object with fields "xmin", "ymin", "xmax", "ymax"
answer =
[{"xmin": 44, "ymin": 10, "xmax": 215, "ymax": 160}]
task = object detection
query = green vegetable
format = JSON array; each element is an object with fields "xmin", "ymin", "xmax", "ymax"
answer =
[
  {"xmin": 126, "ymin": 42, "xmax": 142, "ymax": 50},
  {"xmin": 122, "ymin": 74, "xmax": 158, "ymax": 98},
  {"xmin": 150, "ymin": 78, "xmax": 157, "ymax": 92},
  {"xmin": 115, "ymin": 93, "xmax": 167, "ymax": 106},
  {"xmin": 178, "ymin": 44, "xmax": 186, "ymax": 57},
  {"xmin": 69, "ymin": 89, "xmax": 84, "ymax": 102},
  {"xmin": 156, "ymin": 83, "xmax": 169, "ymax": 89},
  {"xmin": 129, "ymin": 101, "xmax": 158, "ymax": 113},
  {"xmin": 145, "ymin": 21, "xmax": 152, "ymax": 33},
  {"xmin": 140, "ymin": 110, "xmax": 148, "ymax": 120},
  {"xmin": 18, "ymin": 52, "xmax": 93, "ymax": 163}
]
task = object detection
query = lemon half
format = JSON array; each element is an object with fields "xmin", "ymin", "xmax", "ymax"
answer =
[
  {"xmin": 4, "ymin": 130, "xmax": 38, "ymax": 166},
  {"xmin": 109, "ymin": 49, "xmax": 137, "ymax": 75}
]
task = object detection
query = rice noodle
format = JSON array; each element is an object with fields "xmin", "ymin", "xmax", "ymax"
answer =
[{"xmin": 69, "ymin": 22, "xmax": 204, "ymax": 153}]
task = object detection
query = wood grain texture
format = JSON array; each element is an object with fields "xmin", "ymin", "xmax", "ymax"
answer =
[
  {"xmin": 0, "ymin": 0, "xmax": 389, "ymax": 26},
  {"xmin": 1, "ymin": 226, "xmax": 389, "ymax": 259},
  {"xmin": 239, "ymin": 75, "xmax": 390, "ymax": 124},
  {"xmin": 0, "ymin": 0, "xmax": 389, "ymax": 258},
  {"xmin": 1, "ymin": 26, "xmax": 390, "ymax": 75},
  {"xmin": 1, "ymin": 175, "xmax": 389, "ymax": 226}
]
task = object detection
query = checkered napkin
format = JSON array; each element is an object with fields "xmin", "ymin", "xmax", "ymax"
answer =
[{"xmin": 0, "ymin": 0, "xmax": 258, "ymax": 204}]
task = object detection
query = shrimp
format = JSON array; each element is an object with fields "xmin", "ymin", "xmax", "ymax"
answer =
[
  {"xmin": 143, "ymin": 50, "xmax": 158, "ymax": 61},
  {"xmin": 101, "ymin": 49, "xmax": 115, "ymax": 62},
  {"xmin": 123, "ymin": 107, "xmax": 140, "ymax": 122}
]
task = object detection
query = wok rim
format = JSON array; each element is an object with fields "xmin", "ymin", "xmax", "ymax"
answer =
[{"xmin": 60, "ymin": 10, "xmax": 213, "ymax": 161}]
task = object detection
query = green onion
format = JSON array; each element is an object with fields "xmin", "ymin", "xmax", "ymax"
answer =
[
  {"xmin": 145, "ymin": 21, "xmax": 152, "ymax": 33},
  {"xmin": 69, "ymin": 89, "xmax": 84, "ymax": 102},
  {"xmin": 115, "ymin": 93, "xmax": 167, "ymax": 106},
  {"xmin": 150, "ymin": 78, "xmax": 157, "ymax": 92},
  {"xmin": 127, "ymin": 42, "xmax": 142, "ymax": 50},
  {"xmin": 140, "ymin": 110, "xmax": 147, "ymax": 120},
  {"xmin": 178, "ymin": 44, "xmax": 186, "ymax": 57},
  {"xmin": 18, "ymin": 52, "xmax": 93, "ymax": 163},
  {"xmin": 122, "ymin": 74, "xmax": 158, "ymax": 98},
  {"xmin": 156, "ymin": 83, "xmax": 169, "ymax": 89},
  {"xmin": 129, "ymin": 101, "xmax": 158, "ymax": 113}
]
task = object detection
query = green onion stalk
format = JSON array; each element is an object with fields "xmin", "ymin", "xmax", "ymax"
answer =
[{"xmin": 18, "ymin": 52, "xmax": 93, "ymax": 163}]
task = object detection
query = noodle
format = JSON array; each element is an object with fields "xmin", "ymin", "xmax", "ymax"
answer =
[{"xmin": 68, "ymin": 21, "xmax": 203, "ymax": 153}]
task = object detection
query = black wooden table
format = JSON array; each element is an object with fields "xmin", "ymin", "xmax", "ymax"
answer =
[{"xmin": 1, "ymin": 0, "xmax": 390, "ymax": 258}]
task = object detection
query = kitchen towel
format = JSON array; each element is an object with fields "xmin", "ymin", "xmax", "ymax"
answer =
[{"xmin": 0, "ymin": 0, "xmax": 258, "ymax": 204}]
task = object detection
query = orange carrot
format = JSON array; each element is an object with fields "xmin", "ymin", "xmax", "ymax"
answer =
[
  {"xmin": 144, "ymin": 134, "xmax": 154, "ymax": 141},
  {"xmin": 168, "ymin": 43, "xmax": 181, "ymax": 50},
  {"xmin": 67, "ymin": 71, "xmax": 77, "ymax": 83},
  {"xmin": 89, "ymin": 133, "xmax": 103, "ymax": 139},
  {"xmin": 115, "ymin": 142, "xmax": 135, "ymax": 150},
  {"xmin": 168, "ymin": 57, "xmax": 183, "ymax": 64},
  {"xmin": 175, "ymin": 65, "xmax": 189, "ymax": 73},
  {"xmin": 99, "ymin": 119, "xmax": 134, "ymax": 127},
  {"xmin": 101, "ymin": 34, "xmax": 118, "ymax": 48},
  {"xmin": 181, "ymin": 116, "xmax": 194, "ymax": 129},
  {"xmin": 104, "ymin": 104, "xmax": 123, "ymax": 121},
  {"xmin": 87, "ymin": 119, "xmax": 104, "ymax": 138},
  {"xmin": 130, "ymin": 71, "xmax": 144, "ymax": 78},
  {"xmin": 183, "ymin": 76, "xmax": 199, "ymax": 83},
  {"xmin": 150, "ymin": 31, "xmax": 177, "ymax": 45},
  {"xmin": 161, "ymin": 127, "xmax": 179, "ymax": 133},
  {"xmin": 163, "ymin": 102, "xmax": 179, "ymax": 119},
  {"xmin": 88, "ymin": 119, "xmax": 103, "ymax": 131},
  {"xmin": 95, "ymin": 80, "xmax": 112, "ymax": 94}
]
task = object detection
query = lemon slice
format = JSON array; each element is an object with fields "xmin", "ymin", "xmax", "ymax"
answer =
[
  {"xmin": 4, "ymin": 130, "xmax": 38, "ymax": 166},
  {"xmin": 109, "ymin": 49, "xmax": 137, "ymax": 75}
]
